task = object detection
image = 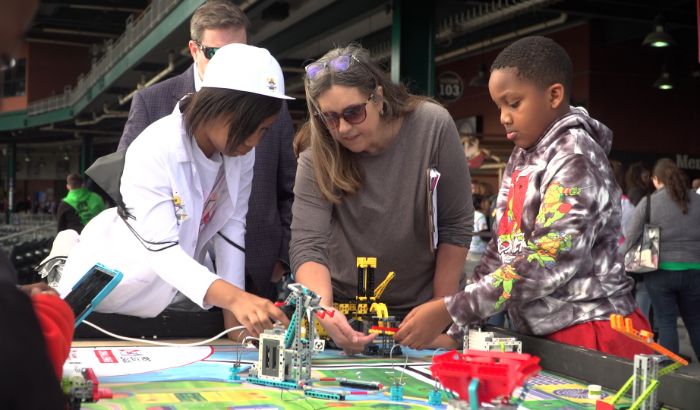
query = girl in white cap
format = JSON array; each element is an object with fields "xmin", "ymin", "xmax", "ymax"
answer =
[{"xmin": 58, "ymin": 44, "xmax": 293, "ymax": 337}]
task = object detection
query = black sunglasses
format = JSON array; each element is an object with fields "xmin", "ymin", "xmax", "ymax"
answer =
[
  {"xmin": 194, "ymin": 41, "xmax": 219, "ymax": 60},
  {"xmin": 315, "ymin": 95, "xmax": 373, "ymax": 130}
]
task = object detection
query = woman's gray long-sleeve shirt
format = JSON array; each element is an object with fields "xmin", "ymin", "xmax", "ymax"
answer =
[{"xmin": 290, "ymin": 102, "xmax": 473, "ymax": 316}]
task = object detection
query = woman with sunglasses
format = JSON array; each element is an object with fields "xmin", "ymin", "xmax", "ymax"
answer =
[
  {"xmin": 57, "ymin": 44, "xmax": 291, "ymax": 338},
  {"xmin": 290, "ymin": 44, "xmax": 474, "ymax": 354}
]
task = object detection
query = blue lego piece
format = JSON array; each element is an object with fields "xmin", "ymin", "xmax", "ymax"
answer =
[
  {"xmin": 284, "ymin": 310, "xmax": 298, "ymax": 348},
  {"xmin": 468, "ymin": 378, "xmax": 480, "ymax": 410},
  {"xmin": 390, "ymin": 384, "xmax": 404, "ymax": 401},
  {"xmin": 228, "ymin": 366, "xmax": 242, "ymax": 383},
  {"xmin": 304, "ymin": 389, "xmax": 346, "ymax": 401},
  {"xmin": 246, "ymin": 376, "xmax": 299, "ymax": 390},
  {"xmin": 428, "ymin": 388, "xmax": 442, "ymax": 406}
]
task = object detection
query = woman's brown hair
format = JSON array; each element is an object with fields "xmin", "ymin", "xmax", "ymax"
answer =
[
  {"xmin": 653, "ymin": 158, "xmax": 690, "ymax": 214},
  {"xmin": 303, "ymin": 43, "xmax": 428, "ymax": 203}
]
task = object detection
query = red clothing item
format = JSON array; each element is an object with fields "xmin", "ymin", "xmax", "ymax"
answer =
[
  {"xmin": 31, "ymin": 294, "xmax": 74, "ymax": 378},
  {"xmin": 545, "ymin": 309, "xmax": 654, "ymax": 360}
]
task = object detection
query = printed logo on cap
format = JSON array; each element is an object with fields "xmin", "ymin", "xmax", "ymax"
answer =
[{"xmin": 267, "ymin": 77, "xmax": 277, "ymax": 92}]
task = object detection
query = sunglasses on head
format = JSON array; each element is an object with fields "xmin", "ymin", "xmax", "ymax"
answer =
[
  {"xmin": 315, "ymin": 94, "xmax": 374, "ymax": 130},
  {"xmin": 194, "ymin": 41, "xmax": 219, "ymax": 60},
  {"xmin": 305, "ymin": 53, "xmax": 360, "ymax": 80}
]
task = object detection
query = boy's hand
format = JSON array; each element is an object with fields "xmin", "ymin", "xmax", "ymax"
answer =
[
  {"xmin": 228, "ymin": 292, "xmax": 289, "ymax": 337},
  {"xmin": 394, "ymin": 298, "xmax": 453, "ymax": 350},
  {"xmin": 318, "ymin": 309, "xmax": 376, "ymax": 355},
  {"xmin": 431, "ymin": 333, "xmax": 460, "ymax": 350}
]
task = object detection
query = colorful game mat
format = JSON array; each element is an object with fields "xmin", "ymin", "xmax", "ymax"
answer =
[{"xmin": 70, "ymin": 344, "xmax": 631, "ymax": 409}]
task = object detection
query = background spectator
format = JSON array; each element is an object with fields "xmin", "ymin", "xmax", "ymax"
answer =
[
  {"xmin": 56, "ymin": 173, "xmax": 106, "ymax": 233},
  {"xmin": 625, "ymin": 158, "xmax": 700, "ymax": 358},
  {"xmin": 625, "ymin": 161, "xmax": 653, "ymax": 206}
]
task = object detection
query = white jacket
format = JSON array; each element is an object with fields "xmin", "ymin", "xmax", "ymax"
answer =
[{"xmin": 59, "ymin": 109, "xmax": 253, "ymax": 317}]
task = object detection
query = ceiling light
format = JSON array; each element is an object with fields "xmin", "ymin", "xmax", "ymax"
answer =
[
  {"xmin": 642, "ymin": 16, "xmax": 675, "ymax": 48},
  {"xmin": 653, "ymin": 67, "xmax": 673, "ymax": 90},
  {"xmin": 0, "ymin": 55, "xmax": 16, "ymax": 72},
  {"xmin": 469, "ymin": 63, "xmax": 489, "ymax": 87}
]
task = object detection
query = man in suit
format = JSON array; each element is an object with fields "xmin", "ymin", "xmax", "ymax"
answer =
[{"xmin": 117, "ymin": 1, "xmax": 295, "ymax": 303}]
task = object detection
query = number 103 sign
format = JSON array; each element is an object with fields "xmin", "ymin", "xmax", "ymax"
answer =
[{"xmin": 436, "ymin": 71, "xmax": 463, "ymax": 103}]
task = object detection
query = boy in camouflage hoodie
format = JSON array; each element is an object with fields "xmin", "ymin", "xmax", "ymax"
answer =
[{"xmin": 395, "ymin": 36, "xmax": 650, "ymax": 359}]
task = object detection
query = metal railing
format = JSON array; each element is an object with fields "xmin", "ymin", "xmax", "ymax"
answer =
[
  {"xmin": 27, "ymin": 0, "xmax": 180, "ymax": 116},
  {"xmin": 0, "ymin": 216, "xmax": 56, "ymax": 253}
]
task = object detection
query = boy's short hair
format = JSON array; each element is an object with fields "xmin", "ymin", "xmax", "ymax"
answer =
[
  {"xmin": 190, "ymin": 0, "xmax": 250, "ymax": 42},
  {"xmin": 66, "ymin": 174, "xmax": 83, "ymax": 189},
  {"xmin": 491, "ymin": 36, "xmax": 572, "ymax": 98}
]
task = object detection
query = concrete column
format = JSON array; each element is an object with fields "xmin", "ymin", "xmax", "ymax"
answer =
[
  {"xmin": 5, "ymin": 142, "xmax": 15, "ymax": 224},
  {"xmin": 391, "ymin": 0, "xmax": 435, "ymax": 96}
]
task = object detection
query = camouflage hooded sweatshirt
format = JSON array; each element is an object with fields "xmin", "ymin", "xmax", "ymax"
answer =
[{"xmin": 445, "ymin": 107, "xmax": 636, "ymax": 337}]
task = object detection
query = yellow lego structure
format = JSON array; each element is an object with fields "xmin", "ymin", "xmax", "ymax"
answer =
[
  {"xmin": 333, "ymin": 257, "xmax": 395, "ymax": 326},
  {"xmin": 317, "ymin": 257, "xmax": 399, "ymax": 355}
]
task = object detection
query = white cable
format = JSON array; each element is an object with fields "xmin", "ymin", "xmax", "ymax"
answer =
[
  {"xmin": 431, "ymin": 347, "xmax": 446, "ymax": 361},
  {"xmin": 431, "ymin": 348, "xmax": 446, "ymax": 389},
  {"xmin": 242, "ymin": 336, "xmax": 259, "ymax": 344},
  {"xmin": 82, "ymin": 320, "xmax": 246, "ymax": 347}
]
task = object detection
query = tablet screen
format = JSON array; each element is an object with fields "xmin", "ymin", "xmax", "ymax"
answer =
[{"xmin": 63, "ymin": 265, "xmax": 119, "ymax": 324}]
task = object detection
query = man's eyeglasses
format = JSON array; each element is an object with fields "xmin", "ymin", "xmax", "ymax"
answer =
[
  {"xmin": 315, "ymin": 95, "xmax": 373, "ymax": 130},
  {"xmin": 194, "ymin": 41, "xmax": 219, "ymax": 60},
  {"xmin": 305, "ymin": 54, "xmax": 360, "ymax": 80}
]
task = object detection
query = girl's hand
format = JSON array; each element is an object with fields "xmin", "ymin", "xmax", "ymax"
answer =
[{"xmin": 228, "ymin": 292, "xmax": 289, "ymax": 337}]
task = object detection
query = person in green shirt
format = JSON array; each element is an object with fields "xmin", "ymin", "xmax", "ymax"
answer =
[{"xmin": 56, "ymin": 173, "xmax": 106, "ymax": 233}]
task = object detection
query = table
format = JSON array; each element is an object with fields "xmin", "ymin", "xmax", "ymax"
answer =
[{"xmin": 69, "ymin": 327, "xmax": 700, "ymax": 410}]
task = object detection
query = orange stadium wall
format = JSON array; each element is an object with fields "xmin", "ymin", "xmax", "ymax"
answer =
[
  {"xmin": 0, "ymin": 95, "xmax": 28, "ymax": 112},
  {"xmin": 26, "ymin": 42, "xmax": 91, "ymax": 103}
]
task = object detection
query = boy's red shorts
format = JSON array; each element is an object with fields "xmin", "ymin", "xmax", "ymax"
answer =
[{"xmin": 545, "ymin": 309, "xmax": 653, "ymax": 360}]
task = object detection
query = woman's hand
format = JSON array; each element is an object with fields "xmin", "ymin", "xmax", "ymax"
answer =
[
  {"xmin": 394, "ymin": 298, "xmax": 453, "ymax": 350},
  {"xmin": 318, "ymin": 309, "xmax": 376, "ymax": 355},
  {"xmin": 227, "ymin": 291, "xmax": 289, "ymax": 337}
]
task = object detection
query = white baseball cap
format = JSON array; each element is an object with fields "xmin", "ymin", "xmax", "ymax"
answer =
[{"xmin": 201, "ymin": 43, "xmax": 294, "ymax": 100}]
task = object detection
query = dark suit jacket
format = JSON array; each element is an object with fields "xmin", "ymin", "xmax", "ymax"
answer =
[{"xmin": 117, "ymin": 65, "xmax": 296, "ymax": 299}]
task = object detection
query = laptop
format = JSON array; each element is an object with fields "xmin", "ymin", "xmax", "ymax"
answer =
[{"xmin": 63, "ymin": 263, "xmax": 123, "ymax": 327}]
